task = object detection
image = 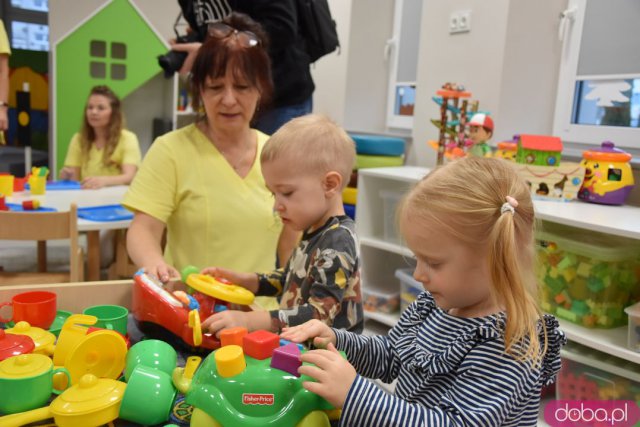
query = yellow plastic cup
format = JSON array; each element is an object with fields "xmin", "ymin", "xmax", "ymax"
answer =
[
  {"xmin": 28, "ymin": 176, "xmax": 46, "ymax": 195},
  {"xmin": 0, "ymin": 174, "xmax": 14, "ymax": 196}
]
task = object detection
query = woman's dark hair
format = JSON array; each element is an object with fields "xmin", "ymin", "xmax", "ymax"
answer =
[
  {"xmin": 79, "ymin": 85, "xmax": 123, "ymax": 167},
  {"xmin": 190, "ymin": 12, "xmax": 273, "ymax": 117}
]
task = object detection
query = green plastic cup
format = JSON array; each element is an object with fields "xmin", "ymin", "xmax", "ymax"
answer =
[
  {"xmin": 124, "ymin": 339, "xmax": 177, "ymax": 381},
  {"xmin": 82, "ymin": 305, "xmax": 128, "ymax": 336},
  {"xmin": 0, "ymin": 354, "xmax": 71, "ymax": 414},
  {"xmin": 119, "ymin": 364, "xmax": 177, "ymax": 425},
  {"xmin": 48, "ymin": 310, "xmax": 73, "ymax": 337}
]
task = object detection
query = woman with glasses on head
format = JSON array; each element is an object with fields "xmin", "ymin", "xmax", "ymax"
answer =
[
  {"xmin": 59, "ymin": 85, "xmax": 141, "ymax": 189},
  {"xmin": 172, "ymin": 1, "xmax": 315, "ymax": 135},
  {"xmin": 123, "ymin": 12, "xmax": 298, "ymax": 283}
]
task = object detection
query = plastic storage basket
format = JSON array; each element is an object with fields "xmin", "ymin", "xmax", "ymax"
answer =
[
  {"xmin": 362, "ymin": 288, "xmax": 400, "ymax": 314},
  {"xmin": 395, "ymin": 268, "xmax": 423, "ymax": 312},
  {"xmin": 556, "ymin": 342, "xmax": 640, "ymax": 401},
  {"xmin": 379, "ymin": 189, "xmax": 404, "ymax": 243},
  {"xmin": 536, "ymin": 222, "xmax": 640, "ymax": 328}
]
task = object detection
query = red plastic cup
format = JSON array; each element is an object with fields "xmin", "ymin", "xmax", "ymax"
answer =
[{"xmin": 0, "ymin": 291, "xmax": 57, "ymax": 329}]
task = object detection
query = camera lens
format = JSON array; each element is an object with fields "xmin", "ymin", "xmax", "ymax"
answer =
[{"xmin": 157, "ymin": 50, "xmax": 187, "ymax": 78}]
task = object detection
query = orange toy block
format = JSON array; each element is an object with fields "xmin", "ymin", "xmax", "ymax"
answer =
[
  {"xmin": 220, "ymin": 326, "xmax": 248, "ymax": 347},
  {"xmin": 243, "ymin": 330, "xmax": 280, "ymax": 360}
]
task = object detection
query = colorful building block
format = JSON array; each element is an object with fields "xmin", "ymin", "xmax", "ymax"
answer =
[
  {"xmin": 215, "ymin": 345, "xmax": 246, "ymax": 378},
  {"xmin": 270, "ymin": 343, "xmax": 302, "ymax": 377},
  {"xmin": 220, "ymin": 327, "xmax": 248, "ymax": 347},
  {"xmin": 279, "ymin": 338, "xmax": 304, "ymax": 351},
  {"xmin": 243, "ymin": 330, "xmax": 280, "ymax": 360}
]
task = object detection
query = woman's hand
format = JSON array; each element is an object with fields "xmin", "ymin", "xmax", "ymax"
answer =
[
  {"xmin": 59, "ymin": 166, "xmax": 79, "ymax": 181},
  {"xmin": 280, "ymin": 319, "xmax": 336, "ymax": 349},
  {"xmin": 144, "ymin": 262, "xmax": 179, "ymax": 284},
  {"xmin": 299, "ymin": 343, "xmax": 356, "ymax": 408},
  {"xmin": 82, "ymin": 176, "xmax": 109, "ymax": 189},
  {"xmin": 200, "ymin": 267, "xmax": 258, "ymax": 293}
]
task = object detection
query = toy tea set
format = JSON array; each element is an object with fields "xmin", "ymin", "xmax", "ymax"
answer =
[{"xmin": 0, "ymin": 271, "xmax": 339, "ymax": 426}]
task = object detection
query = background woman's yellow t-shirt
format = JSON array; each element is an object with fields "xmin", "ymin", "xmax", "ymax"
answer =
[{"xmin": 63, "ymin": 129, "xmax": 141, "ymax": 180}]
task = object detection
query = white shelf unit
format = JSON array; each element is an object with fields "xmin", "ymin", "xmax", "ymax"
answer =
[
  {"xmin": 356, "ymin": 166, "xmax": 640, "ymax": 363},
  {"xmin": 172, "ymin": 74, "xmax": 197, "ymax": 130},
  {"xmin": 357, "ymin": 166, "xmax": 429, "ymax": 326}
]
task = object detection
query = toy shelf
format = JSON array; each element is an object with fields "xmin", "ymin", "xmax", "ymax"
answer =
[
  {"xmin": 356, "ymin": 166, "xmax": 640, "ymax": 364},
  {"xmin": 557, "ymin": 320, "xmax": 640, "ymax": 365},
  {"xmin": 535, "ymin": 199, "xmax": 640, "ymax": 240}
]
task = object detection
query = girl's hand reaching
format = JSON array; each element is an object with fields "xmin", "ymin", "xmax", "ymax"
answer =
[
  {"xmin": 280, "ymin": 319, "xmax": 336, "ymax": 349},
  {"xmin": 82, "ymin": 176, "xmax": 109, "ymax": 189},
  {"xmin": 299, "ymin": 343, "xmax": 357, "ymax": 409}
]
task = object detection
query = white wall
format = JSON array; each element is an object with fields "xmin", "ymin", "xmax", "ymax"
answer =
[
  {"xmin": 342, "ymin": 0, "xmax": 394, "ymax": 134},
  {"xmin": 309, "ymin": 0, "xmax": 353, "ymax": 126},
  {"xmin": 411, "ymin": 0, "xmax": 510, "ymax": 167},
  {"xmin": 410, "ymin": 1, "xmax": 567, "ymax": 167}
]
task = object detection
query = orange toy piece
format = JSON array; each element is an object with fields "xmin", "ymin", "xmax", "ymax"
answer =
[
  {"xmin": 242, "ymin": 330, "xmax": 279, "ymax": 360},
  {"xmin": 220, "ymin": 327, "xmax": 248, "ymax": 347}
]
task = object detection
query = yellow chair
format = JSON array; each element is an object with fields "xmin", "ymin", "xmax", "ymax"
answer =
[{"xmin": 0, "ymin": 204, "xmax": 84, "ymax": 284}]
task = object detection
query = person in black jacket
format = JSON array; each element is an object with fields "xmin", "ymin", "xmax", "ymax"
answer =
[{"xmin": 174, "ymin": 0, "xmax": 314, "ymax": 135}]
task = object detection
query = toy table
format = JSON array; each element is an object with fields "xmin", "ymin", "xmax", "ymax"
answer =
[{"xmin": 6, "ymin": 186, "xmax": 131, "ymax": 281}]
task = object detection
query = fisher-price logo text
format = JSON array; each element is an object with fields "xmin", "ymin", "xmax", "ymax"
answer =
[
  {"xmin": 242, "ymin": 393, "xmax": 275, "ymax": 406},
  {"xmin": 544, "ymin": 400, "xmax": 640, "ymax": 426}
]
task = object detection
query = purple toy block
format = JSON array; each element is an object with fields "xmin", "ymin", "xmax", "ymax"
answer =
[{"xmin": 270, "ymin": 343, "xmax": 301, "ymax": 377}]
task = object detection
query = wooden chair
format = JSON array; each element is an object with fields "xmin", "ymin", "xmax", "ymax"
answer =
[
  {"xmin": 0, "ymin": 204, "xmax": 84, "ymax": 284},
  {"xmin": 107, "ymin": 229, "xmax": 138, "ymax": 279}
]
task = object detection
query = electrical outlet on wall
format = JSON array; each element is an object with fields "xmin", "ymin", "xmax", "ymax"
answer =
[{"xmin": 449, "ymin": 10, "xmax": 472, "ymax": 34}]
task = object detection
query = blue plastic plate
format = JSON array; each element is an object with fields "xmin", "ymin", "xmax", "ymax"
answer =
[
  {"xmin": 24, "ymin": 180, "xmax": 82, "ymax": 191},
  {"xmin": 77, "ymin": 205, "xmax": 133, "ymax": 222},
  {"xmin": 6, "ymin": 203, "xmax": 57, "ymax": 212}
]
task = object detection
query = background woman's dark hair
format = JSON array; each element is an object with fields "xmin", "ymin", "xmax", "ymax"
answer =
[
  {"xmin": 190, "ymin": 12, "xmax": 273, "ymax": 117},
  {"xmin": 79, "ymin": 85, "xmax": 124, "ymax": 167}
]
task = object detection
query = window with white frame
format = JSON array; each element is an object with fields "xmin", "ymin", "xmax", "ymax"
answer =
[
  {"xmin": 3, "ymin": 0, "xmax": 49, "ymax": 52},
  {"xmin": 553, "ymin": 0, "xmax": 640, "ymax": 152},
  {"xmin": 386, "ymin": 0, "xmax": 422, "ymax": 130}
]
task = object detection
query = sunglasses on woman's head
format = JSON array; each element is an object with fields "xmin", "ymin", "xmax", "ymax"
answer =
[{"xmin": 207, "ymin": 22, "xmax": 260, "ymax": 48}]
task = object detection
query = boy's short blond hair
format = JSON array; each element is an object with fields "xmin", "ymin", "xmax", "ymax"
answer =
[{"xmin": 260, "ymin": 114, "xmax": 355, "ymax": 189}]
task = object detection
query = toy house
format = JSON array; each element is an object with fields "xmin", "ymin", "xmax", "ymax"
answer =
[
  {"xmin": 511, "ymin": 134, "xmax": 585, "ymax": 201},
  {"xmin": 516, "ymin": 134, "xmax": 562, "ymax": 166}
]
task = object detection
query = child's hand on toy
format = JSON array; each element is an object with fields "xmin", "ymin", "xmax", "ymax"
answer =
[
  {"xmin": 298, "ymin": 342, "xmax": 356, "ymax": 409},
  {"xmin": 200, "ymin": 267, "xmax": 259, "ymax": 293},
  {"xmin": 145, "ymin": 262, "xmax": 180, "ymax": 283},
  {"xmin": 202, "ymin": 310, "xmax": 271, "ymax": 337},
  {"xmin": 280, "ymin": 319, "xmax": 336, "ymax": 349}
]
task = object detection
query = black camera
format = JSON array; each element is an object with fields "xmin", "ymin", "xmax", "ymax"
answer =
[{"xmin": 157, "ymin": 32, "xmax": 200, "ymax": 78}]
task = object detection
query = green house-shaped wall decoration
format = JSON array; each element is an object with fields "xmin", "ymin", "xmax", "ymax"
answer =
[
  {"xmin": 54, "ymin": 0, "xmax": 168, "ymax": 173},
  {"xmin": 516, "ymin": 134, "xmax": 563, "ymax": 166}
]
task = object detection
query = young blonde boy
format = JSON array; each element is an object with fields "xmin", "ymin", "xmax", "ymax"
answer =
[{"xmin": 201, "ymin": 114, "xmax": 364, "ymax": 335}]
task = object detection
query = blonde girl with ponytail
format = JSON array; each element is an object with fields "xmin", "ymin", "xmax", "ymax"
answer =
[{"xmin": 281, "ymin": 156, "xmax": 565, "ymax": 426}]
